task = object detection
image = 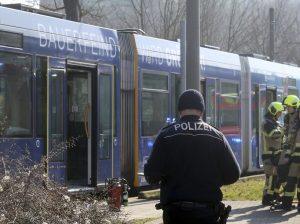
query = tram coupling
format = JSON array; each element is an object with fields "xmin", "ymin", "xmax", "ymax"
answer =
[{"xmin": 105, "ymin": 177, "xmax": 130, "ymax": 211}]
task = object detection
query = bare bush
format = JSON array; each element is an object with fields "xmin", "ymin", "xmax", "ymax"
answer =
[{"xmin": 0, "ymin": 149, "xmax": 127, "ymax": 224}]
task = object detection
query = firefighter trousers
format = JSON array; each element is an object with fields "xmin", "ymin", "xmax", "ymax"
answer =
[
  {"xmin": 281, "ymin": 161, "xmax": 300, "ymax": 208},
  {"xmin": 274, "ymin": 152, "xmax": 290, "ymax": 197},
  {"xmin": 262, "ymin": 159, "xmax": 277, "ymax": 203}
]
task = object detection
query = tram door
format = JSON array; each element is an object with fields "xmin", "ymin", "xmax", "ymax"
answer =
[
  {"xmin": 67, "ymin": 69, "xmax": 92, "ymax": 186},
  {"xmin": 97, "ymin": 65, "xmax": 114, "ymax": 184},
  {"xmin": 202, "ymin": 78, "xmax": 217, "ymax": 127},
  {"xmin": 257, "ymin": 85, "xmax": 276, "ymax": 168},
  {"xmin": 47, "ymin": 58, "xmax": 67, "ymax": 185}
]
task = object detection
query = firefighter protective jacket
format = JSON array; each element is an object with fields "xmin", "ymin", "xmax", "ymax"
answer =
[
  {"xmin": 261, "ymin": 113, "xmax": 284, "ymax": 160},
  {"xmin": 144, "ymin": 115, "xmax": 241, "ymax": 205},
  {"xmin": 283, "ymin": 112, "xmax": 299, "ymax": 154}
]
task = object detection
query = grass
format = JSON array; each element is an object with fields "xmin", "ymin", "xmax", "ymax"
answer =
[
  {"xmin": 221, "ymin": 176, "xmax": 264, "ymax": 201},
  {"xmin": 139, "ymin": 176, "xmax": 265, "ymax": 201}
]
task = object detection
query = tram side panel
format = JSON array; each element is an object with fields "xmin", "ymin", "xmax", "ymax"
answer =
[
  {"xmin": 132, "ymin": 34, "xmax": 181, "ymax": 187},
  {"xmin": 201, "ymin": 63, "xmax": 243, "ymax": 171},
  {"xmin": 0, "ymin": 5, "xmax": 121, "ymax": 187}
]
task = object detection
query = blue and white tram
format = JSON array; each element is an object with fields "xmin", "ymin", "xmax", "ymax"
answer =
[
  {"xmin": 119, "ymin": 32, "xmax": 243, "ymax": 187},
  {"xmin": 118, "ymin": 33, "xmax": 182, "ymax": 187},
  {"xmin": 240, "ymin": 57, "xmax": 300, "ymax": 173},
  {"xmin": 0, "ymin": 5, "xmax": 121, "ymax": 189},
  {"xmin": 2, "ymin": 4, "xmax": 300, "ymax": 190},
  {"xmin": 119, "ymin": 32, "xmax": 300, "ymax": 187}
]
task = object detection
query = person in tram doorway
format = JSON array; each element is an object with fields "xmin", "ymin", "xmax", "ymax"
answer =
[
  {"xmin": 274, "ymin": 95, "xmax": 300, "ymax": 211},
  {"xmin": 261, "ymin": 102, "xmax": 285, "ymax": 206},
  {"xmin": 144, "ymin": 89, "xmax": 241, "ymax": 224}
]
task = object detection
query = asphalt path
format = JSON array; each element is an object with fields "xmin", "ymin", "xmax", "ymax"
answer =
[{"xmin": 124, "ymin": 198, "xmax": 300, "ymax": 224}]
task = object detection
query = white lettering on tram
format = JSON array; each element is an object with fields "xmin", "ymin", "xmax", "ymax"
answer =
[
  {"xmin": 139, "ymin": 44, "xmax": 180, "ymax": 68},
  {"xmin": 37, "ymin": 23, "xmax": 117, "ymax": 58}
]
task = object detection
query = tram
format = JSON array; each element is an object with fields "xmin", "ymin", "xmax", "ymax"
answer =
[
  {"xmin": 0, "ymin": 5, "xmax": 120, "ymax": 190},
  {"xmin": 1, "ymin": 4, "xmax": 300, "ymax": 189}
]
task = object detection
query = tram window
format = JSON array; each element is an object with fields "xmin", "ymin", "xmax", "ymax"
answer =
[
  {"xmin": 219, "ymin": 82, "xmax": 240, "ymax": 134},
  {"xmin": 49, "ymin": 70, "xmax": 64, "ymax": 162},
  {"xmin": 142, "ymin": 73, "xmax": 168, "ymax": 136},
  {"xmin": 171, "ymin": 75, "xmax": 181, "ymax": 120},
  {"xmin": 252, "ymin": 86, "xmax": 258, "ymax": 137},
  {"xmin": 99, "ymin": 73, "xmax": 112, "ymax": 159},
  {"xmin": 288, "ymin": 88, "xmax": 298, "ymax": 96},
  {"xmin": 206, "ymin": 81, "xmax": 216, "ymax": 127},
  {"xmin": 143, "ymin": 73, "xmax": 168, "ymax": 90},
  {"xmin": 0, "ymin": 52, "xmax": 32, "ymax": 137},
  {"xmin": 266, "ymin": 89, "xmax": 276, "ymax": 107},
  {"xmin": 0, "ymin": 31, "xmax": 23, "ymax": 48},
  {"xmin": 36, "ymin": 57, "xmax": 47, "ymax": 137}
]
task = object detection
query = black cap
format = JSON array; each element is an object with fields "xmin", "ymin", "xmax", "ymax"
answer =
[{"xmin": 178, "ymin": 89, "xmax": 205, "ymax": 112}]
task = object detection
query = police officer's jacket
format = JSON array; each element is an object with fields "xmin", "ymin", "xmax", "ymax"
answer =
[
  {"xmin": 261, "ymin": 113, "xmax": 284, "ymax": 160},
  {"xmin": 144, "ymin": 115, "xmax": 241, "ymax": 205}
]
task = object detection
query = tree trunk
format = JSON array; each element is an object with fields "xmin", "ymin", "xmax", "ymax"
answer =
[{"xmin": 63, "ymin": 0, "xmax": 81, "ymax": 22}]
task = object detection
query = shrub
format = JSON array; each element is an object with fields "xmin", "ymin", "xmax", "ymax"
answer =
[{"xmin": 0, "ymin": 150, "xmax": 127, "ymax": 224}]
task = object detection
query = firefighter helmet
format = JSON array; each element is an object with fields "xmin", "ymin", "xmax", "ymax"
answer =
[
  {"xmin": 268, "ymin": 102, "xmax": 285, "ymax": 116},
  {"xmin": 282, "ymin": 95, "xmax": 299, "ymax": 108}
]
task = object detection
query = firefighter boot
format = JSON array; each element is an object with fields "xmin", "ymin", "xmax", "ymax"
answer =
[
  {"xmin": 275, "ymin": 197, "xmax": 294, "ymax": 211},
  {"xmin": 273, "ymin": 192, "xmax": 282, "ymax": 203},
  {"xmin": 262, "ymin": 194, "xmax": 273, "ymax": 206}
]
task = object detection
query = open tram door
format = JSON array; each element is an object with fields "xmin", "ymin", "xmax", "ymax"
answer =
[
  {"xmin": 65, "ymin": 62, "xmax": 114, "ymax": 188},
  {"xmin": 66, "ymin": 64, "xmax": 94, "ymax": 187},
  {"xmin": 257, "ymin": 84, "xmax": 277, "ymax": 168},
  {"xmin": 47, "ymin": 58, "xmax": 67, "ymax": 185}
]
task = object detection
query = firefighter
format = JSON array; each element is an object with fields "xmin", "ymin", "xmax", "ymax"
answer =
[
  {"xmin": 261, "ymin": 102, "xmax": 285, "ymax": 206},
  {"xmin": 274, "ymin": 95, "xmax": 300, "ymax": 210},
  {"xmin": 144, "ymin": 89, "xmax": 240, "ymax": 224}
]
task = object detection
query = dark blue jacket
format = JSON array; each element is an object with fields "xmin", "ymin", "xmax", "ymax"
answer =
[{"xmin": 144, "ymin": 115, "xmax": 241, "ymax": 205}]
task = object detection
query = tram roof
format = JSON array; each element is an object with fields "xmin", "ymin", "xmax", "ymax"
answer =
[
  {"xmin": 0, "ymin": 5, "xmax": 118, "ymax": 45},
  {"xmin": 248, "ymin": 57, "xmax": 300, "ymax": 79},
  {"xmin": 134, "ymin": 34, "xmax": 241, "ymax": 71}
]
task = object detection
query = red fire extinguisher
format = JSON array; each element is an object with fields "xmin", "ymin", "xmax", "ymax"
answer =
[{"xmin": 105, "ymin": 178, "xmax": 129, "ymax": 211}]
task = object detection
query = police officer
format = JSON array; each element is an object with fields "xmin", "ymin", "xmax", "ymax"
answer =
[
  {"xmin": 144, "ymin": 89, "xmax": 241, "ymax": 224},
  {"xmin": 261, "ymin": 102, "xmax": 285, "ymax": 206},
  {"xmin": 274, "ymin": 95, "xmax": 300, "ymax": 210}
]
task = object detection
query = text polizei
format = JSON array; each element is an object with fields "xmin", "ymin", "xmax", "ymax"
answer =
[{"xmin": 174, "ymin": 122, "xmax": 212, "ymax": 131}]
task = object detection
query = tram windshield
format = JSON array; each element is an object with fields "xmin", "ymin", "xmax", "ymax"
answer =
[{"xmin": 0, "ymin": 52, "xmax": 32, "ymax": 136}]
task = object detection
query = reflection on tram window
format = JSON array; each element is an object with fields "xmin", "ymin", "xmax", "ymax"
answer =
[
  {"xmin": 219, "ymin": 82, "xmax": 240, "ymax": 134},
  {"xmin": 142, "ymin": 73, "xmax": 168, "ymax": 136},
  {"xmin": 0, "ymin": 52, "xmax": 32, "ymax": 137}
]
